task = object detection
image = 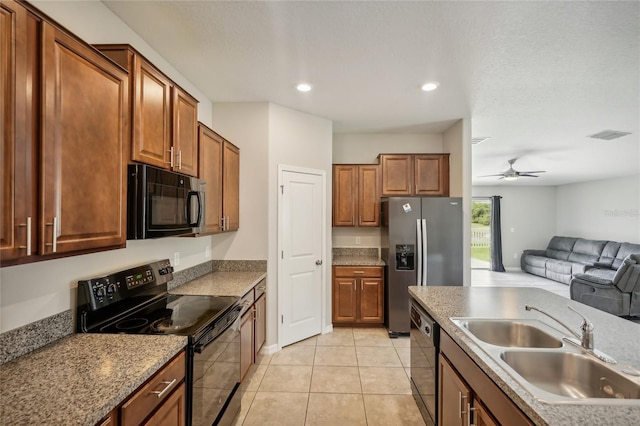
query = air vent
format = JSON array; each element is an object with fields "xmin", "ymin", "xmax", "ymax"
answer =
[
  {"xmin": 471, "ymin": 137, "xmax": 490, "ymax": 145},
  {"xmin": 588, "ymin": 130, "xmax": 631, "ymax": 140}
]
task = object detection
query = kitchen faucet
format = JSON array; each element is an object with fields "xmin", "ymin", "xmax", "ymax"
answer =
[{"xmin": 525, "ymin": 304, "xmax": 616, "ymax": 364}]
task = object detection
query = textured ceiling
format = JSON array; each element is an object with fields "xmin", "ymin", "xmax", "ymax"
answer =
[{"xmin": 102, "ymin": 1, "xmax": 639, "ymax": 186}]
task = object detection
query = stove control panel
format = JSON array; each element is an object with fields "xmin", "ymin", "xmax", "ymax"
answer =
[{"xmin": 77, "ymin": 259, "xmax": 174, "ymax": 311}]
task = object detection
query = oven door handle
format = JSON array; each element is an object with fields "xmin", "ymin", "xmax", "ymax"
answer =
[
  {"xmin": 194, "ymin": 305, "xmax": 242, "ymax": 354},
  {"xmin": 186, "ymin": 191, "xmax": 203, "ymax": 227}
]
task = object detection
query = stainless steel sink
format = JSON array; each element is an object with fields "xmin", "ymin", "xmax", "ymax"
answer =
[
  {"xmin": 450, "ymin": 317, "xmax": 640, "ymax": 404},
  {"xmin": 453, "ymin": 318, "xmax": 562, "ymax": 348},
  {"xmin": 501, "ymin": 350, "xmax": 640, "ymax": 400}
]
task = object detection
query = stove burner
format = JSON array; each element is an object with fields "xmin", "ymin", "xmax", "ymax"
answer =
[
  {"xmin": 151, "ymin": 318, "xmax": 197, "ymax": 333},
  {"xmin": 115, "ymin": 318, "xmax": 149, "ymax": 331}
]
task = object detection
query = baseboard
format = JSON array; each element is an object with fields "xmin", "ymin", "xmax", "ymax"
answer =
[
  {"xmin": 260, "ymin": 344, "xmax": 279, "ymax": 355},
  {"xmin": 322, "ymin": 324, "xmax": 334, "ymax": 334},
  {"xmin": 505, "ymin": 266, "xmax": 521, "ymax": 272}
]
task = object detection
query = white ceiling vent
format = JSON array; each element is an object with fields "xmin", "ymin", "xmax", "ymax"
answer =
[
  {"xmin": 588, "ymin": 130, "xmax": 631, "ymax": 140},
  {"xmin": 471, "ymin": 137, "xmax": 490, "ymax": 145}
]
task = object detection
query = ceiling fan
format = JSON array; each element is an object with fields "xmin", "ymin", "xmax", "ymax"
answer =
[{"xmin": 479, "ymin": 158, "xmax": 546, "ymax": 181}]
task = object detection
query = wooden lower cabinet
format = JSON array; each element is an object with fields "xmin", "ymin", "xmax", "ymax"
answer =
[
  {"xmin": 332, "ymin": 266, "xmax": 384, "ymax": 325},
  {"xmin": 240, "ymin": 309, "xmax": 254, "ymax": 381},
  {"xmin": 254, "ymin": 293, "xmax": 266, "ymax": 358},
  {"xmin": 113, "ymin": 351, "xmax": 186, "ymax": 426},
  {"xmin": 439, "ymin": 332, "xmax": 533, "ymax": 426}
]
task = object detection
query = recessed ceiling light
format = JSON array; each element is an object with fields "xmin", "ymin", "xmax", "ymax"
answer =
[
  {"xmin": 421, "ymin": 82, "xmax": 439, "ymax": 92},
  {"xmin": 296, "ymin": 83, "xmax": 312, "ymax": 92}
]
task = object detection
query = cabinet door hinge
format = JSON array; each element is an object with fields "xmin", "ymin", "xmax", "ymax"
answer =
[
  {"xmin": 281, "ymin": 251, "xmax": 283, "ymax": 259},
  {"xmin": 281, "ymin": 315, "xmax": 284, "ymax": 324},
  {"xmin": 280, "ymin": 185, "xmax": 284, "ymax": 194}
]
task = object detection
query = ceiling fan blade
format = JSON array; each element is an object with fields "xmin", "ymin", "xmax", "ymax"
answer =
[
  {"xmin": 518, "ymin": 170, "xmax": 546, "ymax": 174},
  {"xmin": 517, "ymin": 173, "xmax": 540, "ymax": 177},
  {"xmin": 478, "ymin": 173, "xmax": 506, "ymax": 177}
]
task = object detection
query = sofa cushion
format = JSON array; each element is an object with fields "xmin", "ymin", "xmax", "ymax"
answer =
[
  {"xmin": 523, "ymin": 255, "xmax": 548, "ymax": 268},
  {"xmin": 597, "ymin": 241, "xmax": 621, "ymax": 269},
  {"xmin": 613, "ymin": 254, "xmax": 640, "ymax": 292},
  {"xmin": 612, "ymin": 242, "xmax": 640, "ymax": 269},
  {"xmin": 545, "ymin": 236, "xmax": 577, "ymax": 260},
  {"xmin": 583, "ymin": 268, "xmax": 616, "ymax": 282},
  {"xmin": 546, "ymin": 259, "xmax": 572, "ymax": 275},
  {"xmin": 567, "ymin": 239, "xmax": 607, "ymax": 265}
]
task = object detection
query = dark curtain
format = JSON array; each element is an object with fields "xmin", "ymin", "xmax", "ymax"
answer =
[{"xmin": 490, "ymin": 196, "xmax": 506, "ymax": 272}]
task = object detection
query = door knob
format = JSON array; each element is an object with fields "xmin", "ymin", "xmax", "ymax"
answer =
[{"xmin": 316, "ymin": 260, "xmax": 323, "ymax": 265}]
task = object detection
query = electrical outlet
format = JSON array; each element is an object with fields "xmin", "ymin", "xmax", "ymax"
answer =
[
  {"xmin": 355, "ymin": 236, "xmax": 361, "ymax": 245},
  {"xmin": 174, "ymin": 251, "xmax": 181, "ymax": 266},
  {"xmin": 205, "ymin": 245, "xmax": 211, "ymax": 259}
]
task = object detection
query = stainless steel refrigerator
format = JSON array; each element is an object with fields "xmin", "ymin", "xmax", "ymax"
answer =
[{"xmin": 381, "ymin": 197, "xmax": 463, "ymax": 336}]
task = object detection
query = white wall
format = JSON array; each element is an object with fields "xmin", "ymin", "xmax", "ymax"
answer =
[
  {"xmin": 211, "ymin": 103, "xmax": 270, "ymax": 260},
  {"xmin": 444, "ymin": 119, "xmax": 472, "ymax": 286},
  {"xmin": 556, "ymin": 175, "xmax": 640, "ymax": 243},
  {"xmin": 268, "ymin": 104, "xmax": 333, "ymax": 345},
  {"xmin": 472, "ymin": 186, "xmax": 558, "ymax": 269},
  {"xmin": 0, "ymin": 1, "xmax": 215, "ymax": 333}
]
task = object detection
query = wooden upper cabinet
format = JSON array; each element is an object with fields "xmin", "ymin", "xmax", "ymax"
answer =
[
  {"xmin": 0, "ymin": 0, "xmax": 36, "ymax": 262},
  {"xmin": 196, "ymin": 122, "xmax": 239, "ymax": 234},
  {"xmin": 198, "ymin": 124, "xmax": 223, "ymax": 234},
  {"xmin": 172, "ymin": 87, "xmax": 198, "ymax": 176},
  {"xmin": 95, "ymin": 44, "xmax": 199, "ymax": 177},
  {"xmin": 415, "ymin": 154, "xmax": 450, "ymax": 196},
  {"xmin": 40, "ymin": 22, "xmax": 129, "ymax": 255},
  {"xmin": 380, "ymin": 155, "xmax": 413, "ymax": 196},
  {"xmin": 332, "ymin": 165, "xmax": 357, "ymax": 226},
  {"xmin": 222, "ymin": 141, "xmax": 240, "ymax": 231},
  {"xmin": 1, "ymin": 1, "xmax": 128, "ymax": 266},
  {"xmin": 358, "ymin": 165, "xmax": 380, "ymax": 226},
  {"xmin": 380, "ymin": 153, "xmax": 449, "ymax": 196},
  {"xmin": 332, "ymin": 164, "xmax": 379, "ymax": 227}
]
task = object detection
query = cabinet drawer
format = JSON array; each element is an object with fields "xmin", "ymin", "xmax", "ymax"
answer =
[
  {"xmin": 121, "ymin": 351, "xmax": 185, "ymax": 426},
  {"xmin": 334, "ymin": 266, "xmax": 383, "ymax": 278}
]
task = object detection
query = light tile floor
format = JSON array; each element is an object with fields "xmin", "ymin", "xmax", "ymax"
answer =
[
  {"xmin": 233, "ymin": 327, "xmax": 425, "ymax": 426},
  {"xmin": 232, "ymin": 269, "xmax": 570, "ymax": 425}
]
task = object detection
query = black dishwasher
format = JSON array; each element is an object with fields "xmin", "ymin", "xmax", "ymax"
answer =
[{"xmin": 410, "ymin": 298, "xmax": 439, "ymax": 426}]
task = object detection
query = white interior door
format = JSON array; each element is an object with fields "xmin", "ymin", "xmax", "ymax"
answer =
[{"xmin": 279, "ymin": 168, "xmax": 324, "ymax": 347}]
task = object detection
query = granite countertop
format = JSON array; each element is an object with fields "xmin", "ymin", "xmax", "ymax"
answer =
[
  {"xmin": 332, "ymin": 256, "xmax": 385, "ymax": 266},
  {"xmin": 0, "ymin": 333, "xmax": 187, "ymax": 426},
  {"xmin": 170, "ymin": 271, "xmax": 266, "ymax": 297},
  {"xmin": 408, "ymin": 286, "xmax": 640, "ymax": 426}
]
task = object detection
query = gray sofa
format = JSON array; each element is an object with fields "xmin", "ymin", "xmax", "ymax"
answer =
[
  {"xmin": 521, "ymin": 236, "xmax": 640, "ymax": 284},
  {"xmin": 520, "ymin": 236, "xmax": 640, "ymax": 316}
]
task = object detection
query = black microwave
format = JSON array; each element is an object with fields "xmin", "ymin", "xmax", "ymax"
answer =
[{"xmin": 127, "ymin": 164, "xmax": 205, "ymax": 239}]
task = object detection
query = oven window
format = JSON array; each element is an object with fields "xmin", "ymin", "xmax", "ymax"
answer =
[
  {"xmin": 148, "ymin": 182, "xmax": 187, "ymax": 227},
  {"xmin": 191, "ymin": 320, "xmax": 240, "ymax": 426}
]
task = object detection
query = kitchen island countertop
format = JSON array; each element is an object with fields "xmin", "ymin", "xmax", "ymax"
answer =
[
  {"xmin": 170, "ymin": 271, "xmax": 266, "ymax": 297},
  {"xmin": 0, "ymin": 333, "xmax": 187, "ymax": 426},
  {"xmin": 409, "ymin": 286, "xmax": 640, "ymax": 426}
]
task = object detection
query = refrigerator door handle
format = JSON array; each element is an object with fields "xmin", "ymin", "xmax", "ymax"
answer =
[
  {"xmin": 422, "ymin": 219, "xmax": 428, "ymax": 286},
  {"xmin": 416, "ymin": 219, "xmax": 423, "ymax": 286}
]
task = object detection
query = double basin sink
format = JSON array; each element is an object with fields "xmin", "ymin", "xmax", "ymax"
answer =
[{"xmin": 450, "ymin": 318, "xmax": 640, "ymax": 404}]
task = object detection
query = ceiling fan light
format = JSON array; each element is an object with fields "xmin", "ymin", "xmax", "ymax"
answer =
[{"xmin": 504, "ymin": 175, "xmax": 518, "ymax": 181}]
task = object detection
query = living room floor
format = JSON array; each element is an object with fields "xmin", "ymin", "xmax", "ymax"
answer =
[{"xmin": 232, "ymin": 270, "xmax": 572, "ymax": 425}]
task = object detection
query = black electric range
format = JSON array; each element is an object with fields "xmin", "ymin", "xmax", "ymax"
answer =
[{"xmin": 76, "ymin": 259, "xmax": 242, "ymax": 426}]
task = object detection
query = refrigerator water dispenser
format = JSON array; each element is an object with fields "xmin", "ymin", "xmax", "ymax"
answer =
[{"xmin": 395, "ymin": 244, "xmax": 414, "ymax": 270}]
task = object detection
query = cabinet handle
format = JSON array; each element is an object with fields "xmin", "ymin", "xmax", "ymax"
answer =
[
  {"xmin": 150, "ymin": 378, "xmax": 177, "ymax": 399},
  {"xmin": 45, "ymin": 217, "xmax": 58, "ymax": 253},
  {"xmin": 352, "ymin": 215, "xmax": 354, "ymax": 225},
  {"xmin": 458, "ymin": 392, "xmax": 468, "ymax": 419},
  {"xmin": 177, "ymin": 149, "xmax": 182, "ymax": 170},
  {"xmin": 467, "ymin": 403, "xmax": 477, "ymax": 426},
  {"xmin": 353, "ymin": 271, "xmax": 364, "ymax": 274},
  {"xmin": 353, "ymin": 282, "xmax": 356, "ymax": 291},
  {"xmin": 221, "ymin": 216, "xmax": 225, "ymax": 231},
  {"xmin": 18, "ymin": 217, "xmax": 32, "ymax": 256},
  {"xmin": 361, "ymin": 281, "xmax": 363, "ymax": 291},
  {"xmin": 167, "ymin": 146, "xmax": 175, "ymax": 168}
]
